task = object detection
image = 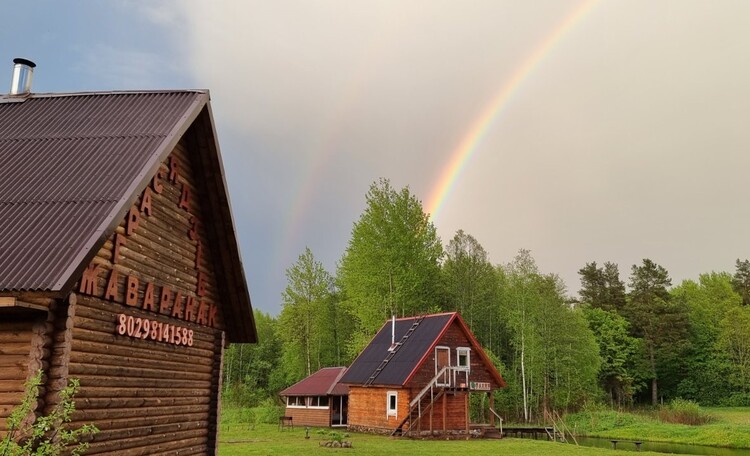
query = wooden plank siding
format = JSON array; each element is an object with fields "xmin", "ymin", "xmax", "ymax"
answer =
[
  {"xmin": 284, "ymin": 407, "xmax": 331, "ymax": 428},
  {"xmin": 347, "ymin": 387, "xmax": 411, "ymax": 433},
  {"xmin": 52, "ymin": 131, "xmax": 229, "ymax": 455},
  {"xmin": 408, "ymin": 324, "xmax": 501, "ymax": 390}
]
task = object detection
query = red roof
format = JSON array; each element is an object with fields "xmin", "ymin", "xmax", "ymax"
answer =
[{"xmin": 279, "ymin": 367, "xmax": 348, "ymax": 397}]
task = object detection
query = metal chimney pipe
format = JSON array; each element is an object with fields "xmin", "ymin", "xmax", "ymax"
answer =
[
  {"xmin": 10, "ymin": 58, "xmax": 36, "ymax": 95},
  {"xmin": 391, "ymin": 315, "xmax": 395, "ymax": 346}
]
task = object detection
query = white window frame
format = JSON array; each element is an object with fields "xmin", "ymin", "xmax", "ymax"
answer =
[
  {"xmin": 286, "ymin": 396, "xmax": 307, "ymax": 408},
  {"xmin": 387, "ymin": 391, "xmax": 398, "ymax": 418},
  {"xmin": 456, "ymin": 347, "xmax": 471, "ymax": 371},
  {"xmin": 308, "ymin": 396, "xmax": 330, "ymax": 409}
]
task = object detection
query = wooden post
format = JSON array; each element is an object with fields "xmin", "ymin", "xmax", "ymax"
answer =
[
  {"xmin": 465, "ymin": 393, "xmax": 469, "ymax": 434},
  {"xmin": 442, "ymin": 393, "xmax": 447, "ymax": 434},
  {"xmin": 489, "ymin": 391, "xmax": 495, "ymax": 426}
]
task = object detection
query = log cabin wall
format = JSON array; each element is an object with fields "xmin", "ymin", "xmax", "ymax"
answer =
[
  {"xmin": 0, "ymin": 298, "xmax": 56, "ymax": 436},
  {"xmin": 347, "ymin": 387, "xmax": 410, "ymax": 433},
  {"xmin": 60, "ymin": 130, "xmax": 229, "ymax": 455},
  {"xmin": 0, "ymin": 318, "xmax": 34, "ymax": 435}
]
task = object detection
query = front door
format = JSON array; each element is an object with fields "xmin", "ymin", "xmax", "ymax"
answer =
[
  {"xmin": 331, "ymin": 396, "xmax": 348, "ymax": 426},
  {"xmin": 435, "ymin": 346, "xmax": 450, "ymax": 386}
]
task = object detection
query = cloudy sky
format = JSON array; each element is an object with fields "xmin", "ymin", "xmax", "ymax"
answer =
[{"xmin": 4, "ymin": 1, "xmax": 750, "ymax": 315}]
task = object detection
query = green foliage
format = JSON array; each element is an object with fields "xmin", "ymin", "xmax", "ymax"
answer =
[
  {"xmin": 578, "ymin": 262, "xmax": 626, "ymax": 312},
  {"xmin": 626, "ymin": 259, "xmax": 689, "ymax": 405},
  {"xmin": 670, "ymin": 273, "xmax": 740, "ymax": 404},
  {"xmin": 442, "ymin": 230, "xmax": 500, "ymax": 353},
  {"xmin": 338, "ymin": 178, "xmax": 443, "ymax": 355},
  {"xmin": 1, "ymin": 371, "xmax": 98, "ymax": 456},
  {"xmin": 732, "ymin": 259, "xmax": 750, "ymax": 306},
  {"xmin": 657, "ymin": 399, "xmax": 715, "ymax": 425},
  {"xmin": 583, "ymin": 307, "xmax": 645, "ymax": 405},
  {"xmin": 718, "ymin": 306, "xmax": 750, "ymax": 392},
  {"xmin": 223, "ymin": 309, "xmax": 285, "ymax": 407},
  {"xmin": 498, "ymin": 250, "xmax": 601, "ymax": 422},
  {"xmin": 279, "ymin": 247, "xmax": 338, "ymax": 381}
]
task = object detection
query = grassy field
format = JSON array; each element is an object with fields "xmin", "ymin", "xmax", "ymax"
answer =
[
  {"xmin": 217, "ymin": 423, "xmax": 677, "ymax": 455},
  {"xmin": 218, "ymin": 407, "xmax": 670, "ymax": 456},
  {"xmin": 217, "ymin": 406, "xmax": 750, "ymax": 454},
  {"xmin": 564, "ymin": 407, "xmax": 750, "ymax": 449}
]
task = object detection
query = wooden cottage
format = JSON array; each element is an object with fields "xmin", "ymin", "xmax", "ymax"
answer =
[
  {"xmin": 340, "ymin": 312, "xmax": 506, "ymax": 437},
  {"xmin": 279, "ymin": 367, "xmax": 349, "ymax": 428},
  {"xmin": 0, "ymin": 88, "xmax": 256, "ymax": 455}
]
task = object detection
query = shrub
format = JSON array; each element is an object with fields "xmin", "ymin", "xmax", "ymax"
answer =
[
  {"xmin": 252, "ymin": 398, "xmax": 284, "ymax": 425},
  {"xmin": 657, "ymin": 398, "xmax": 715, "ymax": 425},
  {"xmin": 1, "ymin": 371, "xmax": 98, "ymax": 456}
]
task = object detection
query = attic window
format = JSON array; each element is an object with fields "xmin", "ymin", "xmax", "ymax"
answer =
[{"xmin": 456, "ymin": 347, "xmax": 470, "ymax": 370}]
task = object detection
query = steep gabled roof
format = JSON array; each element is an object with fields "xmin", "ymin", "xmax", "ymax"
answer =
[
  {"xmin": 279, "ymin": 367, "xmax": 349, "ymax": 397},
  {"xmin": 0, "ymin": 90, "xmax": 256, "ymax": 342},
  {"xmin": 340, "ymin": 312, "xmax": 505, "ymax": 388}
]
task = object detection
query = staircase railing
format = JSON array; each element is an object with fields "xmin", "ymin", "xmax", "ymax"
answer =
[{"xmin": 391, "ymin": 366, "xmax": 470, "ymax": 436}]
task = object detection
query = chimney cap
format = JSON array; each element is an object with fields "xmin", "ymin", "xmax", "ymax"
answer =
[{"xmin": 13, "ymin": 58, "xmax": 36, "ymax": 68}]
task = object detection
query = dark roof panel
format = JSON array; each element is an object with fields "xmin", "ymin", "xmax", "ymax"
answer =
[
  {"xmin": 0, "ymin": 91, "xmax": 203, "ymax": 291},
  {"xmin": 279, "ymin": 367, "xmax": 348, "ymax": 397},
  {"xmin": 340, "ymin": 313, "xmax": 453, "ymax": 386}
]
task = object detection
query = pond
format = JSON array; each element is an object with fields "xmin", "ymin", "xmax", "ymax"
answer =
[{"xmin": 571, "ymin": 436, "xmax": 750, "ymax": 455}]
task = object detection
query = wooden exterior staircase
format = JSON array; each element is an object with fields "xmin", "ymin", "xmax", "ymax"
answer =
[{"xmin": 391, "ymin": 366, "xmax": 469, "ymax": 437}]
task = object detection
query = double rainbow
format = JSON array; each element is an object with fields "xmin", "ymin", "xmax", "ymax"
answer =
[{"xmin": 425, "ymin": 0, "xmax": 599, "ymax": 221}]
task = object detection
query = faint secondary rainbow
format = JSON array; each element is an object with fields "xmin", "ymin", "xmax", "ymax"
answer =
[{"xmin": 425, "ymin": 0, "xmax": 599, "ymax": 221}]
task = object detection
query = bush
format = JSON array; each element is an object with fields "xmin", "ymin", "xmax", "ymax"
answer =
[
  {"xmin": 657, "ymin": 399, "xmax": 715, "ymax": 425},
  {"xmin": 1, "ymin": 371, "xmax": 98, "ymax": 456},
  {"xmin": 251, "ymin": 398, "xmax": 284, "ymax": 425}
]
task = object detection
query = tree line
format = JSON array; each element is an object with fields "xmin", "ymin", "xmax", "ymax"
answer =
[{"xmin": 223, "ymin": 178, "xmax": 750, "ymax": 420}]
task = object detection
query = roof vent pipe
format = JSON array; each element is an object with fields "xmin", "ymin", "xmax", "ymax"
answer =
[{"xmin": 10, "ymin": 58, "xmax": 36, "ymax": 95}]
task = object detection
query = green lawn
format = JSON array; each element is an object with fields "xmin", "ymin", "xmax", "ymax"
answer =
[
  {"xmin": 564, "ymin": 407, "xmax": 750, "ymax": 449},
  {"xmin": 218, "ymin": 423, "xmax": 669, "ymax": 455}
]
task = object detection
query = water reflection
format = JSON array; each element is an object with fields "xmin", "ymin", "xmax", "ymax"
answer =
[{"xmin": 573, "ymin": 436, "xmax": 750, "ymax": 455}]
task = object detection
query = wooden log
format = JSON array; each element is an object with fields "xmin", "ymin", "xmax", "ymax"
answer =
[
  {"xmin": 76, "ymin": 395, "xmax": 210, "ymax": 410},
  {"xmin": 70, "ymin": 318, "xmax": 217, "ymax": 353},
  {"xmin": 73, "ymin": 403, "xmax": 208, "ymax": 422},
  {"xmin": 70, "ymin": 351, "xmax": 213, "ymax": 375},
  {"xmin": 74, "ymin": 386, "xmax": 209, "ymax": 399},
  {"xmin": 70, "ymin": 338, "xmax": 213, "ymax": 367},
  {"xmin": 65, "ymin": 362, "xmax": 213, "ymax": 383}
]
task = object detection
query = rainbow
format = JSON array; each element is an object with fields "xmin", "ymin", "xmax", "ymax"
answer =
[{"xmin": 425, "ymin": 0, "xmax": 599, "ymax": 221}]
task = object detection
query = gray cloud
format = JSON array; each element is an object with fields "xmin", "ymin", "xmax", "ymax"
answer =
[{"xmin": 144, "ymin": 0, "xmax": 750, "ymax": 312}]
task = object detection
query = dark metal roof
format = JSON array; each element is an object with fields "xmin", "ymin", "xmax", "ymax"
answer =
[
  {"xmin": 0, "ymin": 91, "xmax": 203, "ymax": 291},
  {"xmin": 0, "ymin": 90, "xmax": 256, "ymax": 343},
  {"xmin": 340, "ymin": 313, "xmax": 453, "ymax": 387},
  {"xmin": 279, "ymin": 367, "xmax": 348, "ymax": 397}
]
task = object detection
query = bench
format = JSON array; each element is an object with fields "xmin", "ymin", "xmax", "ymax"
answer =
[{"xmin": 279, "ymin": 416, "xmax": 293, "ymax": 431}]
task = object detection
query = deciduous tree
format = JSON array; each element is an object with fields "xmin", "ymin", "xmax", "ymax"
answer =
[{"xmin": 338, "ymin": 179, "xmax": 443, "ymax": 355}]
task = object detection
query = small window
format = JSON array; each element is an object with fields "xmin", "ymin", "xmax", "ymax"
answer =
[
  {"xmin": 387, "ymin": 391, "xmax": 398, "ymax": 417},
  {"xmin": 309, "ymin": 396, "xmax": 329, "ymax": 407},
  {"xmin": 287, "ymin": 396, "xmax": 306, "ymax": 407},
  {"xmin": 457, "ymin": 347, "xmax": 471, "ymax": 370}
]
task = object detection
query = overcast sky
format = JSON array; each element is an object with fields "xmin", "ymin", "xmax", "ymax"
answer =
[{"xmin": 4, "ymin": 1, "xmax": 750, "ymax": 315}]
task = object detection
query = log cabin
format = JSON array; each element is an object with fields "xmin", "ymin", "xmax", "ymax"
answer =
[
  {"xmin": 279, "ymin": 367, "xmax": 349, "ymax": 428},
  {"xmin": 0, "ymin": 62, "xmax": 256, "ymax": 455},
  {"xmin": 340, "ymin": 312, "xmax": 506, "ymax": 437}
]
